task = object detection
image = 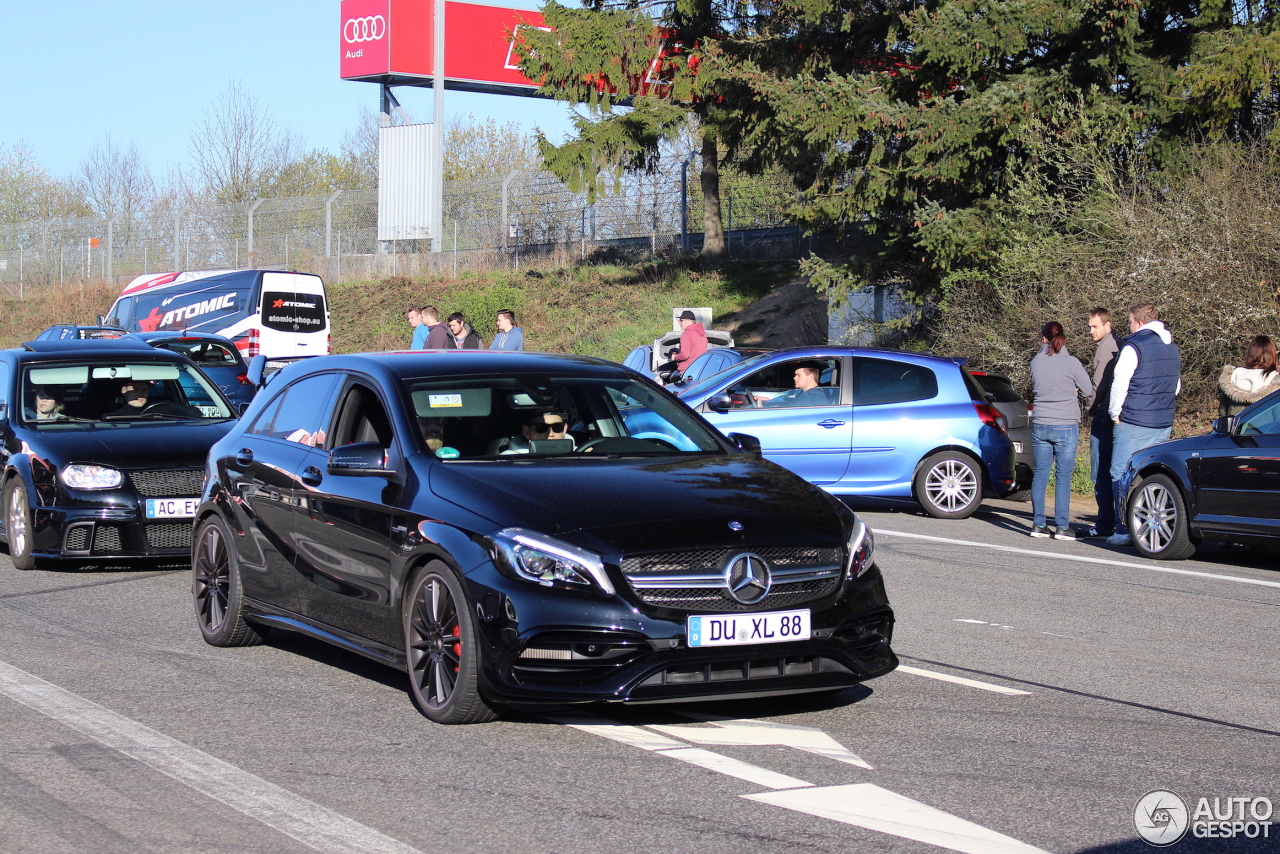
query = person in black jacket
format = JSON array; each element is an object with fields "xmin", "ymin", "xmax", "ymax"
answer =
[{"xmin": 446, "ymin": 313, "xmax": 482, "ymax": 349}]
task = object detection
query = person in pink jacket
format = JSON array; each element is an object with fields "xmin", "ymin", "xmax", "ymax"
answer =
[{"xmin": 672, "ymin": 310, "xmax": 708, "ymax": 376}]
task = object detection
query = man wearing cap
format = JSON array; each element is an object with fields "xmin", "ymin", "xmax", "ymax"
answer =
[{"xmin": 671, "ymin": 310, "xmax": 708, "ymax": 376}]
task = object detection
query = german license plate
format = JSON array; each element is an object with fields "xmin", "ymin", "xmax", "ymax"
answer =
[
  {"xmin": 145, "ymin": 498, "xmax": 199, "ymax": 519},
  {"xmin": 687, "ymin": 609, "xmax": 811, "ymax": 648}
]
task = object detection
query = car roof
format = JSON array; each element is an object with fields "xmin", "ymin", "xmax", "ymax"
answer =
[
  {"xmin": 17, "ymin": 339, "xmax": 188, "ymax": 360},
  {"xmin": 126, "ymin": 331, "xmax": 237, "ymax": 345},
  {"xmin": 725, "ymin": 345, "xmax": 965, "ymax": 367},
  {"xmin": 272, "ymin": 350, "xmax": 633, "ymax": 385}
]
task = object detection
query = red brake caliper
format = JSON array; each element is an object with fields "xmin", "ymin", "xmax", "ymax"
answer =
[{"xmin": 452, "ymin": 625, "xmax": 462, "ymax": 671}]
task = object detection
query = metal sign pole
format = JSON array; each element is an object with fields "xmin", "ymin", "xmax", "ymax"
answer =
[{"xmin": 431, "ymin": 0, "xmax": 445, "ymax": 254}]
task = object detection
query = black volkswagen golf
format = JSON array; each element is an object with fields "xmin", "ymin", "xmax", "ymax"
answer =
[
  {"xmin": 193, "ymin": 351, "xmax": 896, "ymax": 723},
  {"xmin": 0, "ymin": 339, "xmax": 238, "ymax": 568}
]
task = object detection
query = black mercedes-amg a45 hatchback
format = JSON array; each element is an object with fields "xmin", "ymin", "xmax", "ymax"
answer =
[{"xmin": 193, "ymin": 351, "xmax": 896, "ymax": 723}]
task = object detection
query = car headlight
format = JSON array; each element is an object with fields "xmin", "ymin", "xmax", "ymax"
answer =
[
  {"xmin": 487, "ymin": 528, "xmax": 615, "ymax": 595},
  {"xmin": 847, "ymin": 518, "xmax": 875, "ymax": 579},
  {"xmin": 60, "ymin": 464, "xmax": 124, "ymax": 490}
]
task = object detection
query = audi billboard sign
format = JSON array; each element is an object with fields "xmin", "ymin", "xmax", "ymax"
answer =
[{"xmin": 340, "ymin": 0, "xmax": 545, "ymax": 96}]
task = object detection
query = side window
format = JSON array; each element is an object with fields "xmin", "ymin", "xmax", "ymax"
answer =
[
  {"xmin": 247, "ymin": 373, "xmax": 341, "ymax": 445},
  {"xmin": 330, "ymin": 383, "xmax": 395, "ymax": 450},
  {"xmin": 854, "ymin": 358, "xmax": 939, "ymax": 406},
  {"xmin": 0, "ymin": 363, "xmax": 10, "ymax": 412},
  {"xmin": 1238, "ymin": 397, "xmax": 1280, "ymax": 436},
  {"xmin": 729, "ymin": 358, "xmax": 841, "ymax": 409}
]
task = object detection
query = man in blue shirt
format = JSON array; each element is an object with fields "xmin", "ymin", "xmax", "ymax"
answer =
[
  {"xmin": 490, "ymin": 310, "xmax": 524, "ymax": 351},
  {"xmin": 406, "ymin": 307, "xmax": 429, "ymax": 349}
]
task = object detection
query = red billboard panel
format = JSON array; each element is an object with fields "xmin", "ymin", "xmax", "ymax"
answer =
[
  {"xmin": 443, "ymin": 2, "xmax": 544, "ymax": 92},
  {"xmin": 340, "ymin": 0, "xmax": 545, "ymax": 94}
]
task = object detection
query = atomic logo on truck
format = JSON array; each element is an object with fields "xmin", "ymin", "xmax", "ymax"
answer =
[{"xmin": 138, "ymin": 293, "xmax": 239, "ymax": 332}]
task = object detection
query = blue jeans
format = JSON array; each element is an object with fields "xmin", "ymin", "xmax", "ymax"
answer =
[
  {"xmin": 1090, "ymin": 417, "xmax": 1115, "ymax": 533},
  {"xmin": 1032, "ymin": 423, "xmax": 1079, "ymax": 529},
  {"xmin": 1110, "ymin": 422, "xmax": 1172, "ymax": 533}
]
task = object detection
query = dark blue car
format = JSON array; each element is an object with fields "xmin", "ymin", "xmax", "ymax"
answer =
[
  {"xmin": 123, "ymin": 332, "xmax": 256, "ymax": 411},
  {"xmin": 675, "ymin": 347, "xmax": 1017, "ymax": 518}
]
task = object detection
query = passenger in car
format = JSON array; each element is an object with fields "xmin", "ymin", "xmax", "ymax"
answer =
[{"xmin": 28, "ymin": 386, "xmax": 67, "ymax": 421}]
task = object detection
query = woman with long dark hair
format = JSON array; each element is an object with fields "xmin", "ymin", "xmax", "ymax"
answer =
[
  {"xmin": 1218, "ymin": 335, "xmax": 1280, "ymax": 418},
  {"xmin": 1028, "ymin": 321, "xmax": 1092, "ymax": 538}
]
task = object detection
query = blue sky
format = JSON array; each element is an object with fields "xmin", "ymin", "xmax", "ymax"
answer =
[{"xmin": 0, "ymin": 0, "xmax": 575, "ymax": 180}]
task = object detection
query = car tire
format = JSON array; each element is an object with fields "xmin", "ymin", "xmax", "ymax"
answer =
[
  {"xmin": 192, "ymin": 515, "xmax": 267, "ymax": 647},
  {"xmin": 1003, "ymin": 488, "xmax": 1031, "ymax": 503},
  {"xmin": 4, "ymin": 479, "xmax": 37, "ymax": 571},
  {"xmin": 914, "ymin": 451, "xmax": 983, "ymax": 519},
  {"xmin": 1128, "ymin": 474, "xmax": 1199, "ymax": 561},
  {"xmin": 403, "ymin": 561, "xmax": 498, "ymax": 725}
]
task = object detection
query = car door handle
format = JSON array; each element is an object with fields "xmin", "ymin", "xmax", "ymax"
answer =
[
  {"xmin": 817, "ymin": 419, "xmax": 846, "ymax": 428},
  {"xmin": 235, "ymin": 448, "xmax": 253, "ymax": 465},
  {"xmin": 300, "ymin": 466, "xmax": 323, "ymax": 487}
]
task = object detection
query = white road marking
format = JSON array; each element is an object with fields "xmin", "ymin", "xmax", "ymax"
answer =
[
  {"xmin": 654, "ymin": 713, "xmax": 873, "ymax": 769},
  {"xmin": 896, "ymin": 665, "xmax": 1032, "ymax": 696},
  {"xmin": 0, "ymin": 660, "xmax": 423, "ymax": 854},
  {"xmin": 878, "ymin": 528, "xmax": 1280, "ymax": 589},
  {"xmin": 656, "ymin": 747, "xmax": 812, "ymax": 789},
  {"xmin": 746, "ymin": 783, "xmax": 1051, "ymax": 854},
  {"xmin": 544, "ymin": 712, "xmax": 811, "ymax": 789}
]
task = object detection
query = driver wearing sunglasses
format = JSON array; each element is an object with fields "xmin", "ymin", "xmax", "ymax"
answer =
[{"xmin": 495, "ymin": 410, "xmax": 576, "ymax": 455}]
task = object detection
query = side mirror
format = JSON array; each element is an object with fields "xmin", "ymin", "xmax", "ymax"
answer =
[
  {"xmin": 709, "ymin": 393, "xmax": 734, "ymax": 412},
  {"xmin": 246, "ymin": 354, "xmax": 267, "ymax": 388},
  {"xmin": 328, "ymin": 441, "xmax": 396, "ymax": 477},
  {"xmin": 727, "ymin": 432, "xmax": 762, "ymax": 457},
  {"xmin": 97, "ymin": 315, "xmax": 120, "ymax": 327},
  {"xmin": 1211, "ymin": 416, "xmax": 1235, "ymax": 435}
]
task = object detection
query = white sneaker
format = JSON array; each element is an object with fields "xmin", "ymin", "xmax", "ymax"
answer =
[{"xmin": 1106, "ymin": 533, "xmax": 1132, "ymax": 546}]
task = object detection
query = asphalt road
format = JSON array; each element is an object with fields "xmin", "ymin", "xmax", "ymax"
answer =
[{"xmin": 0, "ymin": 497, "xmax": 1277, "ymax": 854}]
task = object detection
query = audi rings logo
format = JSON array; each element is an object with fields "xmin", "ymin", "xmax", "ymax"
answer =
[
  {"xmin": 344, "ymin": 15, "xmax": 386, "ymax": 43},
  {"xmin": 724, "ymin": 553, "xmax": 772, "ymax": 605}
]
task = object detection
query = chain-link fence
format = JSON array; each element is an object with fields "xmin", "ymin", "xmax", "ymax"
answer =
[{"xmin": 0, "ymin": 167, "xmax": 800, "ymax": 294}]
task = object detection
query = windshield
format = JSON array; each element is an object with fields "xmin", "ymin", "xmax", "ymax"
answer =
[
  {"xmin": 677, "ymin": 352, "xmax": 774, "ymax": 399},
  {"xmin": 20, "ymin": 362, "xmax": 236, "ymax": 424},
  {"xmin": 407, "ymin": 374, "xmax": 725, "ymax": 459}
]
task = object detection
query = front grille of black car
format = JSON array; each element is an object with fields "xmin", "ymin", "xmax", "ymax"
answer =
[
  {"xmin": 620, "ymin": 546, "xmax": 843, "ymax": 612},
  {"xmin": 64, "ymin": 526, "xmax": 90, "ymax": 552},
  {"xmin": 93, "ymin": 525, "xmax": 122, "ymax": 553},
  {"xmin": 635, "ymin": 654, "xmax": 855, "ymax": 689},
  {"xmin": 146, "ymin": 523, "xmax": 193, "ymax": 550},
  {"xmin": 128, "ymin": 469, "xmax": 204, "ymax": 497}
]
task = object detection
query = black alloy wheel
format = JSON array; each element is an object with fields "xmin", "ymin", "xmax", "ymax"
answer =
[
  {"xmin": 192, "ymin": 515, "xmax": 266, "ymax": 647},
  {"xmin": 404, "ymin": 562, "xmax": 497, "ymax": 724},
  {"xmin": 1128, "ymin": 474, "xmax": 1199, "ymax": 561},
  {"xmin": 4, "ymin": 479, "xmax": 37, "ymax": 571}
]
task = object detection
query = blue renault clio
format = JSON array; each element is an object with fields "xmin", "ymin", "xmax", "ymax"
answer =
[{"xmin": 675, "ymin": 347, "xmax": 1017, "ymax": 518}]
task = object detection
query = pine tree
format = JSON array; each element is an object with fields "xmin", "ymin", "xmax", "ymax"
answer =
[{"xmin": 517, "ymin": 0, "xmax": 736, "ymax": 259}]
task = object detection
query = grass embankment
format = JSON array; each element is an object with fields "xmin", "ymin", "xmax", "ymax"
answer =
[
  {"xmin": 328, "ymin": 260, "xmax": 793, "ymax": 358},
  {"xmin": 0, "ymin": 260, "xmax": 795, "ymax": 359}
]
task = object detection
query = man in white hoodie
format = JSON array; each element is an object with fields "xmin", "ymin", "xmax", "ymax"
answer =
[{"xmin": 1106, "ymin": 302, "xmax": 1181, "ymax": 545}]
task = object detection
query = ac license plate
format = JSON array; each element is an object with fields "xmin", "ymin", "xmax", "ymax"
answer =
[
  {"xmin": 145, "ymin": 498, "xmax": 199, "ymax": 519},
  {"xmin": 687, "ymin": 609, "xmax": 811, "ymax": 648}
]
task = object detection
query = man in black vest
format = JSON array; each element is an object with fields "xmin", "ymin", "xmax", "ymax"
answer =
[{"xmin": 1107, "ymin": 302, "xmax": 1181, "ymax": 546}]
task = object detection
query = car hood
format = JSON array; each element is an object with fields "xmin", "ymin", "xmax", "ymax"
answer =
[
  {"xmin": 428, "ymin": 455, "xmax": 849, "ymax": 555},
  {"xmin": 23, "ymin": 421, "xmax": 235, "ymax": 468}
]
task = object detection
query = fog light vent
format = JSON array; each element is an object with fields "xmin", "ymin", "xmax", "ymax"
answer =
[{"xmin": 520, "ymin": 648, "xmax": 574, "ymax": 660}]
